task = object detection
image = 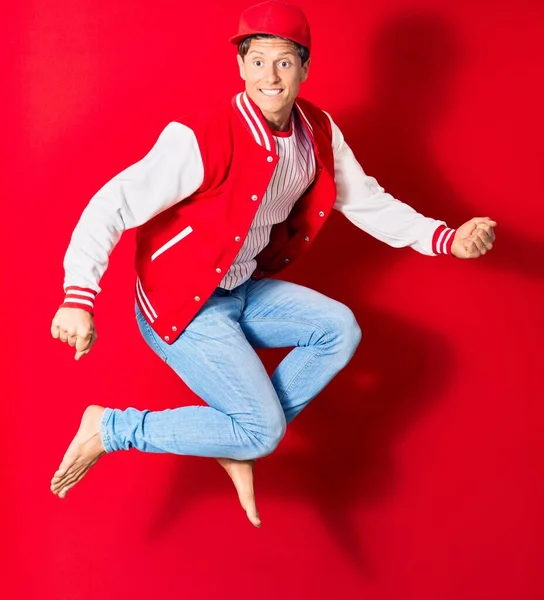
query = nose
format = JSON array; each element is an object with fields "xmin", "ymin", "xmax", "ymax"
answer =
[{"xmin": 263, "ymin": 63, "xmax": 280, "ymax": 84}]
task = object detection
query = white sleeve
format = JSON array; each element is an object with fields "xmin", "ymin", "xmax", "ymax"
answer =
[
  {"xmin": 62, "ymin": 122, "xmax": 204, "ymax": 298},
  {"xmin": 326, "ymin": 112, "xmax": 455, "ymax": 256}
]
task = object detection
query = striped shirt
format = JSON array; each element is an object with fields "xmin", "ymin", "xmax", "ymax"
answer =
[{"xmin": 219, "ymin": 113, "xmax": 316, "ymax": 289}]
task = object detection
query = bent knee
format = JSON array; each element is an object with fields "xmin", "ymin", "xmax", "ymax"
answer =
[
  {"xmin": 349, "ymin": 315, "xmax": 363, "ymax": 350},
  {"xmin": 331, "ymin": 304, "xmax": 363, "ymax": 357},
  {"xmin": 250, "ymin": 415, "xmax": 287, "ymax": 459}
]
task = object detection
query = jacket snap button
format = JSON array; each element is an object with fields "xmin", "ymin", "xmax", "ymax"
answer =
[
  {"xmin": 216, "ymin": 268, "xmax": 222, "ymax": 273},
  {"xmin": 164, "ymin": 336, "xmax": 170, "ymax": 341},
  {"xmin": 284, "ymin": 258, "xmax": 290, "ymax": 263},
  {"xmin": 194, "ymin": 296, "xmax": 201, "ymax": 302},
  {"xmin": 319, "ymin": 211, "xmax": 325, "ymax": 217},
  {"xmin": 304, "ymin": 236, "xmax": 310, "ymax": 242},
  {"xmin": 267, "ymin": 156, "xmax": 273, "ymax": 162},
  {"xmin": 172, "ymin": 326, "xmax": 177, "ymax": 332},
  {"xmin": 251, "ymin": 194, "xmax": 258, "ymax": 201},
  {"xmin": 235, "ymin": 236, "xmax": 241, "ymax": 242}
]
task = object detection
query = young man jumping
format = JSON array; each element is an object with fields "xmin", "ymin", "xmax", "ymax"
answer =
[{"xmin": 50, "ymin": 1, "xmax": 496, "ymax": 527}]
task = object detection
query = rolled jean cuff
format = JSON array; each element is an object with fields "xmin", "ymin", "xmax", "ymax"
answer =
[{"xmin": 99, "ymin": 407, "xmax": 115, "ymax": 453}]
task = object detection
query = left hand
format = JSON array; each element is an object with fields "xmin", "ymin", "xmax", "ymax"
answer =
[{"xmin": 451, "ymin": 217, "xmax": 497, "ymax": 259}]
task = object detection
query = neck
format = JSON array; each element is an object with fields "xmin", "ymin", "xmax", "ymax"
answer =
[{"xmin": 262, "ymin": 109, "xmax": 293, "ymax": 132}]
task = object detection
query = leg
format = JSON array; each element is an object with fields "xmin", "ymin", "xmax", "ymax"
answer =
[
  {"xmin": 51, "ymin": 288, "xmax": 285, "ymax": 526},
  {"xmin": 99, "ymin": 293, "xmax": 286, "ymax": 459},
  {"xmin": 240, "ymin": 279, "xmax": 362, "ymax": 424}
]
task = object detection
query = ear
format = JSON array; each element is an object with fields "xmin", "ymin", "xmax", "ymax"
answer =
[
  {"xmin": 300, "ymin": 57, "xmax": 311, "ymax": 83},
  {"xmin": 237, "ymin": 54, "xmax": 247, "ymax": 81}
]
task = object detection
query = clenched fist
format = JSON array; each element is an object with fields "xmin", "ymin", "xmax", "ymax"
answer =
[
  {"xmin": 51, "ymin": 307, "xmax": 97, "ymax": 360},
  {"xmin": 451, "ymin": 217, "xmax": 497, "ymax": 259}
]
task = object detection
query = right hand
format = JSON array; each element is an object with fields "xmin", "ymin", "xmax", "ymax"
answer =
[{"xmin": 51, "ymin": 307, "xmax": 97, "ymax": 360}]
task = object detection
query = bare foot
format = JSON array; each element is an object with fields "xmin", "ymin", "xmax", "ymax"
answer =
[
  {"xmin": 216, "ymin": 457, "xmax": 261, "ymax": 528},
  {"xmin": 50, "ymin": 405, "xmax": 106, "ymax": 498}
]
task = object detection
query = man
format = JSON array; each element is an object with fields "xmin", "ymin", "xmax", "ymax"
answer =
[{"xmin": 49, "ymin": 0, "xmax": 496, "ymax": 527}]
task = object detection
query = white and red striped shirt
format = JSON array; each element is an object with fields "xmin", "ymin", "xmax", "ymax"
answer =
[{"xmin": 220, "ymin": 113, "xmax": 316, "ymax": 289}]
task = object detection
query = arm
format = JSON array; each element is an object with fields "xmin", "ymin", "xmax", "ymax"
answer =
[
  {"xmin": 326, "ymin": 112, "xmax": 496, "ymax": 258},
  {"xmin": 326, "ymin": 112, "xmax": 455, "ymax": 256},
  {"xmin": 52, "ymin": 121, "xmax": 204, "ymax": 359},
  {"xmin": 61, "ymin": 121, "xmax": 205, "ymax": 311}
]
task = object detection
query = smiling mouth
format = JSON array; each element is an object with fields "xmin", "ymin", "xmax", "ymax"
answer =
[{"xmin": 259, "ymin": 89, "xmax": 284, "ymax": 97}]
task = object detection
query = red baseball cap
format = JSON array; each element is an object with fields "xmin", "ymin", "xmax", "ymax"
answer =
[{"xmin": 230, "ymin": 1, "xmax": 311, "ymax": 51}]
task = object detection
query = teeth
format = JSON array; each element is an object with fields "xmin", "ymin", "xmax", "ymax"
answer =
[{"xmin": 261, "ymin": 89, "xmax": 282, "ymax": 96}]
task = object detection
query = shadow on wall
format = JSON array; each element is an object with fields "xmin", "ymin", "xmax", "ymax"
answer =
[
  {"xmin": 341, "ymin": 11, "xmax": 542, "ymax": 279},
  {"xmin": 143, "ymin": 12, "xmax": 540, "ymax": 569}
]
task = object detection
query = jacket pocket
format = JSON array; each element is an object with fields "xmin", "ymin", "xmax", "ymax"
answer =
[{"xmin": 151, "ymin": 225, "xmax": 193, "ymax": 261}]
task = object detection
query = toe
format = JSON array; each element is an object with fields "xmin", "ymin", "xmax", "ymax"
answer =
[
  {"xmin": 247, "ymin": 508, "xmax": 261, "ymax": 528},
  {"xmin": 239, "ymin": 490, "xmax": 261, "ymax": 527},
  {"xmin": 216, "ymin": 458, "xmax": 261, "ymax": 527}
]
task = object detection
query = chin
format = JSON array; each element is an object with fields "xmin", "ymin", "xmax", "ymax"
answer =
[
  {"xmin": 264, "ymin": 96, "xmax": 291, "ymax": 110},
  {"xmin": 262, "ymin": 98, "xmax": 285, "ymax": 110}
]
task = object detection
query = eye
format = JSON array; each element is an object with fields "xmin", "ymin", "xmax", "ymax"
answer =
[
  {"xmin": 279, "ymin": 61, "xmax": 291, "ymax": 68},
  {"xmin": 253, "ymin": 60, "xmax": 263, "ymax": 67}
]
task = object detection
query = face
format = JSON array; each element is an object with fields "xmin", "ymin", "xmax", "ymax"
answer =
[{"xmin": 237, "ymin": 37, "xmax": 310, "ymax": 128}]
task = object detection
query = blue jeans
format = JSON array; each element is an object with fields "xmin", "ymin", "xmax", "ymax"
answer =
[{"xmin": 99, "ymin": 278, "xmax": 362, "ymax": 460}]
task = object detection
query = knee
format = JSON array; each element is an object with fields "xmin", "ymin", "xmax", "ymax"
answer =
[
  {"xmin": 349, "ymin": 315, "xmax": 363, "ymax": 355},
  {"xmin": 250, "ymin": 413, "xmax": 287, "ymax": 459},
  {"xmin": 329, "ymin": 304, "xmax": 362, "ymax": 362}
]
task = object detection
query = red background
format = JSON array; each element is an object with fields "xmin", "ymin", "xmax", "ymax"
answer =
[{"xmin": 4, "ymin": 0, "xmax": 544, "ymax": 598}]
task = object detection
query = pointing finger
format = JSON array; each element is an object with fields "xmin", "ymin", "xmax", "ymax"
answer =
[
  {"xmin": 75, "ymin": 350, "xmax": 89, "ymax": 361},
  {"xmin": 75, "ymin": 335, "xmax": 92, "ymax": 354}
]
